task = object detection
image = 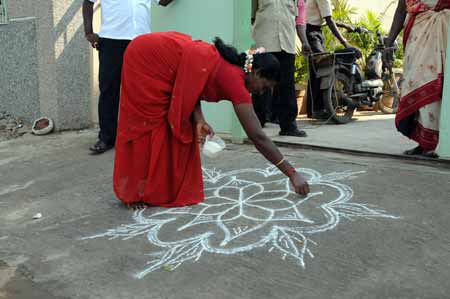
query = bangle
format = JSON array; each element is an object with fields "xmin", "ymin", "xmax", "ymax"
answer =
[{"xmin": 275, "ymin": 158, "xmax": 285, "ymax": 167}]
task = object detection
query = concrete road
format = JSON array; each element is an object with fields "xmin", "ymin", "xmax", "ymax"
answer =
[{"xmin": 1, "ymin": 131, "xmax": 449, "ymax": 299}]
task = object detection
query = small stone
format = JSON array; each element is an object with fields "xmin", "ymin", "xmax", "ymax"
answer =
[
  {"xmin": 17, "ymin": 126, "xmax": 31, "ymax": 136},
  {"xmin": 33, "ymin": 213, "xmax": 42, "ymax": 220},
  {"xmin": 6, "ymin": 124, "xmax": 15, "ymax": 131}
]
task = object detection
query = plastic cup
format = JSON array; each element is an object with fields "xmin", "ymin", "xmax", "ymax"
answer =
[{"xmin": 202, "ymin": 135, "xmax": 226, "ymax": 158}]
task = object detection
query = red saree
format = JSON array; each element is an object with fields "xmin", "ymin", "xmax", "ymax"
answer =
[
  {"xmin": 113, "ymin": 32, "xmax": 252, "ymax": 207},
  {"xmin": 396, "ymin": 0, "xmax": 450, "ymax": 150}
]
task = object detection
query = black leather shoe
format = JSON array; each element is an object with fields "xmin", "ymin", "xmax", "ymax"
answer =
[
  {"xmin": 279, "ymin": 129, "xmax": 308, "ymax": 137},
  {"xmin": 89, "ymin": 140, "xmax": 114, "ymax": 155}
]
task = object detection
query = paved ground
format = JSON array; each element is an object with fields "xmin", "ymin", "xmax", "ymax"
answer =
[
  {"xmin": 1, "ymin": 131, "xmax": 450, "ymax": 299},
  {"xmin": 265, "ymin": 112, "xmax": 418, "ymax": 157}
]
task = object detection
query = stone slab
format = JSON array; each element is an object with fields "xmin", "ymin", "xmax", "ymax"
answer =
[{"xmin": 0, "ymin": 18, "xmax": 40, "ymax": 123}]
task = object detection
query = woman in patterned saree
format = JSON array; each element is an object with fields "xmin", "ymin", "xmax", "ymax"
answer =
[{"xmin": 385, "ymin": 0, "xmax": 450, "ymax": 157}]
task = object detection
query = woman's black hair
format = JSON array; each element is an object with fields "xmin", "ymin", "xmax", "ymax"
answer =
[{"xmin": 213, "ymin": 37, "xmax": 280, "ymax": 82}]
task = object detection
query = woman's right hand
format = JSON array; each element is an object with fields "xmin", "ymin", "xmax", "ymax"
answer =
[
  {"xmin": 289, "ymin": 172, "xmax": 310, "ymax": 196},
  {"xmin": 196, "ymin": 121, "xmax": 214, "ymax": 144}
]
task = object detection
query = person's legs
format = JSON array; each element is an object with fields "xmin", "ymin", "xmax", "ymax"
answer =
[
  {"xmin": 272, "ymin": 51, "xmax": 306, "ymax": 136},
  {"xmin": 266, "ymin": 89, "xmax": 278, "ymax": 123},
  {"xmin": 252, "ymin": 89, "xmax": 272, "ymax": 127},
  {"xmin": 306, "ymin": 26, "xmax": 326, "ymax": 118},
  {"xmin": 252, "ymin": 50, "xmax": 278, "ymax": 126},
  {"xmin": 93, "ymin": 38, "xmax": 130, "ymax": 153},
  {"xmin": 274, "ymin": 52, "xmax": 306, "ymax": 137}
]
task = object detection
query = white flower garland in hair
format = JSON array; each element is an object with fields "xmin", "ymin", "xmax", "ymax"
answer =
[{"xmin": 244, "ymin": 47, "xmax": 266, "ymax": 73}]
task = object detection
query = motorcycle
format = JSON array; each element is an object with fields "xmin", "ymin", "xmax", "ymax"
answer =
[{"xmin": 309, "ymin": 26, "xmax": 402, "ymax": 124}]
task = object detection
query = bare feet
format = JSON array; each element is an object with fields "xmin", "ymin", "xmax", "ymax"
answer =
[{"xmin": 126, "ymin": 202, "xmax": 148, "ymax": 210}]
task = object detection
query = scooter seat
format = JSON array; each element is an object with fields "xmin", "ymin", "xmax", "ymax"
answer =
[{"xmin": 362, "ymin": 79, "xmax": 384, "ymax": 88}]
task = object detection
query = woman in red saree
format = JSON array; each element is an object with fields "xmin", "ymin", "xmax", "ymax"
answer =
[
  {"xmin": 113, "ymin": 32, "xmax": 310, "ymax": 209},
  {"xmin": 385, "ymin": 0, "xmax": 450, "ymax": 157}
]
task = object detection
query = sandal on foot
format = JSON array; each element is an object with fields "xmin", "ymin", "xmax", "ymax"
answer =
[
  {"xmin": 126, "ymin": 202, "xmax": 148, "ymax": 210},
  {"xmin": 422, "ymin": 151, "xmax": 439, "ymax": 159},
  {"xmin": 404, "ymin": 146, "xmax": 423, "ymax": 156},
  {"xmin": 89, "ymin": 140, "xmax": 113, "ymax": 155}
]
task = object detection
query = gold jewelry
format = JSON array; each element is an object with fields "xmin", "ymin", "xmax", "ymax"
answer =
[{"xmin": 275, "ymin": 158, "xmax": 285, "ymax": 167}]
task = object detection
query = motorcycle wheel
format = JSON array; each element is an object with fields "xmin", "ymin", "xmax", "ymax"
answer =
[
  {"xmin": 323, "ymin": 71, "xmax": 355, "ymax": 124},
  {"xmin": 379, "ymin": 73, "xmax": 402, "ymax": 114}
]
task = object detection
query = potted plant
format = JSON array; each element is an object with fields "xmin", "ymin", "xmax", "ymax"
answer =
[{"xmin": 294, "ymin": 53, "xmax": 309, "ymax": 115}]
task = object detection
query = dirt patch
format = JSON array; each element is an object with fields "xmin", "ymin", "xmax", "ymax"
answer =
[
  {"xmin": 0, "ymin": 112, "xmax": 31, "ymax": 142},
  {"xmin": 0, "ymin": 261, "xmax": 67, "ymax": 299}
]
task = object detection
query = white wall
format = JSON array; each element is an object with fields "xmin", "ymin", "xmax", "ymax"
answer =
[{"xmin": 347, "ymin": 0, "xmax": 396, "ymax": 30}]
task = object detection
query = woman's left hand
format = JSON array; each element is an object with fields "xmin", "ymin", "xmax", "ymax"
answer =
[
  {"xmin": 196, "ymin": 122, "xmax": 214, "ymax": 144},
  {"xmin": 289, "ymin": 172, "xmax": 310, "ymax": 196}
]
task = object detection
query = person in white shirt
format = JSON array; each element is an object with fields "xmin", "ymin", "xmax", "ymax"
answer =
[
  {"xmin": 82, "ymin": 0, "xmax": 174, "ymax": 154},
  {"xmin": 305, "ymin": 0, "xmax": 350, "ymax": 119}
]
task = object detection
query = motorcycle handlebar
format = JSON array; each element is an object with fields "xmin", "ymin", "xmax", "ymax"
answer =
[
  {"xmin": 336, "ymin": 23, "xmax": 371, "ymax": 34},
  {"xmin": 354, "ymin": 27, "xmax": 370, "ymax": 34}
]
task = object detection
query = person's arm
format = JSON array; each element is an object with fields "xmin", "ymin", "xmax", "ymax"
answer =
[
  {"xmin": 82, "ymin": 0, "xmax": 99, "ymax": 48},
  {"xmin": 316, "ymin": 0, "xmax": 351, "ymax": 48},
  {"xmin": 233, "ymin": 104, "xmax": 310, "ymax": 195},
  {"xmin": 335, "ymin": 22, "xmax": 355, "ymax": 32},
  {"xmin": 385, "ymin": 0, "xmax": 407, "ymax": 47},
  {"xmin": 325, "ymin": 16, "xmax": 351, "ymax": 48},
  {"xmin": 193, "ymin": 101, "xmax": 214, "ymax": 144},
  {"xmin": 159, "ymin": 0, "xmax": 174, "ymax": 6},
  {"xmin": 383, "ymin": 0, "xmax": 406, "ymax": 67},
  {"xmin": 296, "ymin": 0, "xmax": 311, "ymax": 55},
  {"xmin": 297, "ymin": 24, "xmax": 311, "ymax": 55},
  {"xmin": 193, "ymin": 101, "xmax": 206, "ymax": 124}
]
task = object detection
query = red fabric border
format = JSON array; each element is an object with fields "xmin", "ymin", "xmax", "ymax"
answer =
[
  {"xmin": 410, "ymin": 122, "xmax": 439, "ymax": 150},
  {"xmin": 403, "ymin": 15, "xmax": 417, "ymax": 48},
  {"xmin": 395, "ymin": 74, "xmax": 443, "ymax": 127},
  {"xmin": 435, "ymin": 0, "xmax": 450, "ymax": 11},
  {"xmin": 404, "ymin": 1, "xmax": 450, "ymax": 47}
]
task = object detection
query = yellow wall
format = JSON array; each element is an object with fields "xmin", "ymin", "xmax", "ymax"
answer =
[{"xmin": 347, "ymin": 0, "xmax": 396, "ymax": 30}]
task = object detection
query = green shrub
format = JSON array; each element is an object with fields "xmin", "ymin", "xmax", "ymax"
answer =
[
  {"xmin": 294, "ymin": 0, "xmax": 404, "ymax": 85},
  {"xmin": 323, "ymin": 0, "xmax": 403, "ymax": 66},
  {"xmin": 294, "ymin": 54, "xmax": 309, "ymax": 85}
]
